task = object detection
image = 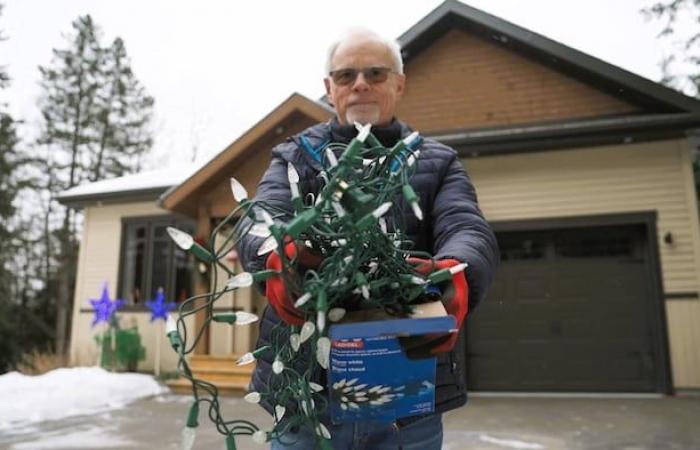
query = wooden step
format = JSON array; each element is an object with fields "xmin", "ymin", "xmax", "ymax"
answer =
[
  {"xmin": 165, "ymin": 354, "xmax": 255, "ymax": 396},
  {"xmin": 189, "ymin": 355, "xmax": 255, "ymax": 373}
]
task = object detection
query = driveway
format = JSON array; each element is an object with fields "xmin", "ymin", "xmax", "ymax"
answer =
[{"xmin": 1, "ymin": 393, "xmax": 698, "ymax": 449}]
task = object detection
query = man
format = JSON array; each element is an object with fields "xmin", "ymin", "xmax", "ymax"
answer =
[{"xmin": 237, "ymin": 28, "xmax": 499, "ymax": 450}]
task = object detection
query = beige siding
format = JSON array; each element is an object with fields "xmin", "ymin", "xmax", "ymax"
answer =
[
  {"xmin": 467, "ymin": 138, "xmax": 700, "ymax": 387},
  {"xmin": 69, "ymin": 200, "xmax": 184, "ymax": 370}
]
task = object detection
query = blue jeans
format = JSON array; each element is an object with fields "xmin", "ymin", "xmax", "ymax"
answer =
[{"xmin": 270, "ymin": 414, "xmax": 443, "ymax": 450}]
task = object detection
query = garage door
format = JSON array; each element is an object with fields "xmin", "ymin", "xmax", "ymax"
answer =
[{"xmin": 466, "ymin": 223, "xmax": 668, "ymax": 392}]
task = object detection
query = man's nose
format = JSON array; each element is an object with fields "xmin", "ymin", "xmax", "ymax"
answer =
[{"xmin": 351, "ymin": 72, "xmax": 370, "ymax": 91}]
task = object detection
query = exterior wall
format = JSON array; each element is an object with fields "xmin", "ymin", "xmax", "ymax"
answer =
[
  {"xmin": 397, "ymin": 28, "xmax": 639, "ymax": 133},
  {"xmin": 466, "ymin": 138, "xmax": 700, "ymax": 387},
  {"xmin": 69, "ymin": 200, "xmax": 193, "ymax": 371}
]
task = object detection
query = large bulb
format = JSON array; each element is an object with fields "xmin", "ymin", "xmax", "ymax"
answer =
[
  {"xmin": 287, "ymin": 162, "xmax": 299, "ymax": 183},
  {"xmin": 234, "ymin": 311, "xmax": 259, "ymax": 325},
  {"xmin": 230, "ymin": 177, "xmax": 248, "ymax": 202},
  {"xmin": 166, "ymin": 227, "xmax": 194, "ymax": 250},
  {"xmin": 372, "ymin": 202, "xmax": 392, "ymax": 219},
  {"xmin": 257, "ymin": 236, "xmax": 278, "ymax": 256},
  {"xmin": 226, "ymin": 272, "xmax": 253, "ymax": 290},
  {"xmin": 165, "ymin": 315, "xmax": 178, "ymax": 335},
  {"xmin": 316, "ymin": 337, "xmax": 331, "ymax": 369},
  {"xmin": 181, "ymin": 426, "xmax": 197, "ymax": 450},
  {"xmin": 300, "ymin": 321, "xmax": 315, "ymax": 343},
  {"xmin": 244, "ymin": 392, "xmax": 261, "ymax": 404}
]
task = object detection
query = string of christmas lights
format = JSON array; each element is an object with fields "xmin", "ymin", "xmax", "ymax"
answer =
[{"xmin": 164, "ymin": 124, "xmax": 465, "ymax": 449}]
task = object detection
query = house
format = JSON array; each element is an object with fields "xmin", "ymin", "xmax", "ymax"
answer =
[{"xmin": 59, "ymin": 0, "xmax": 700, "ymax": 393}]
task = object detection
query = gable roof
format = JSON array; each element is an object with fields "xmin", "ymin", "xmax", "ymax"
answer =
[
  {"xmin": 398, "ymin": 0, "xmax": 700, "ymax": 114},
  {"xmin": 56, "ymin": 166, "xmax": 194, "ymax": 208},
  {"xmin": 159, "ymin": 93, "xmax": 333, "ymax": 215}
]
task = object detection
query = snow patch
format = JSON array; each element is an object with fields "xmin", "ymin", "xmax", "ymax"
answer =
[
  {"xmin": 479, "ymin": 434, "xmax": 545, "ymax": 449},
  {"xmin": 0, "ymin": 367, "xmax": 167, "ymax": 430}
]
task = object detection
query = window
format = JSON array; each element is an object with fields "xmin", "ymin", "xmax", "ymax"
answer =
[{"xmin": 118, "ymin": 215, "xmax": 195, "ymax": 306}]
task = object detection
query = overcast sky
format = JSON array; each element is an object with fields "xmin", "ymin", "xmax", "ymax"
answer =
[{"xmin": 0, "ymin": 0, "xmax": 692, "ymax": 169}]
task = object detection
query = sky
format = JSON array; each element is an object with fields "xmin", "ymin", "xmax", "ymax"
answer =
[{"xmin": 0, "ymin": 0, "xmax": 694, "ymax": 171}]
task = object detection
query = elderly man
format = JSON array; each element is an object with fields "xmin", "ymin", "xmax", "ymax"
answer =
[{"xmin": 237, "ymin": 28, "xmax": 499, "ymax": 450}]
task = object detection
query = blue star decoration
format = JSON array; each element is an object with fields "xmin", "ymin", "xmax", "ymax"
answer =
[
  {"xmin": 145, "ymin": 289, "xmax": 176, "ymax": 322},
  {"xmin": 89, "ymin": 283, "xmax": 125, "ymax": 327}
]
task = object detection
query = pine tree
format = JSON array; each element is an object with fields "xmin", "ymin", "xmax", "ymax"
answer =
[{"xmin": 36, "ymin": 15, "xmax": 154, "ymax": 355}]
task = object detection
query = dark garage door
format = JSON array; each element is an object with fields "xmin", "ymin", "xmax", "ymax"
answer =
[{"xmin": 467, "ymin": 223, "xmax": 668, "ymax": 392}]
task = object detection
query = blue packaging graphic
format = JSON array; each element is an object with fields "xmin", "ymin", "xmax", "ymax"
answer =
[{"xmin": 328, "ymin": 313, "xmax": 456, "ymax": 424}]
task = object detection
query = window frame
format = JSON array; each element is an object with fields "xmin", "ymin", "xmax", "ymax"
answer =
[{"xmin": 116, "ymin": 213, "xmax": 196, "ymax": 311}]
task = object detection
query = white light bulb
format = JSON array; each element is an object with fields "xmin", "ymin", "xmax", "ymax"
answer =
[
  {"xmin": 294, "ymin": 292, "xmax": 312, "ymax": 308},
  {"xmin": 248, "ymin": 223, "xmax": 271, "ymax": 238},
  {"xmin": 309, "ymin": 382, "xmax": 324, "ymax": 392},
  {"xmin": 325, "ymin": 148, "xmax": 338, "ymax": 167},
  {"xmin": 260, "ymin": 210, "xmax": 275, "ymax": 227},
  {"xmin": 361, "ymin": 285, "xmax": 370, "ymax": 300},
  {"xmin": 290, "ymin": 333, "xmax": 301, "ymax": 352},
  {"xmin": 449, "ymin": 262, "xmax": 469, "ymax": 274},
  {"xmin": 372, "ymin": 202, "xmax": 392, "ymax": 219},
  {"xmin": 356, "ymin": 123, "xmax": 372, "ymax": 142},
  {"xmin": 165, "ymin": 315, "xmax": 178, "ymax": 335},
  {"xmin": 317, "ymin": 310, "xmax": 326, "ymax": 333},
  {"xmin": 378, "ymin": 218, "xmax": 388, "ymax": 234},
  {"xmin": 411, "ymin": 276, "xmax": 427, "ymax": 285},
  {"xmin": 226, "ymin": 272, "xmax": 253, "ymax": 290},
  {"xmin": 411, "ymin": 202, "xmax": 424, "ymax": 221},
  {"xmin": 272, "ymin": 357, "xmax": 285, "ymax": 374},
  {"xmin": 287, "ymin": 162, "xmax": 299, "ymax": 183},
  {"xmin": 166, "ymin": 227, "xmax": 193, "ymax": 250},
  {"xmin": 244, "ymin": 392, "xmax": 261, "ymax": 404},
  {"xmin": 300, "ymin": 321, "xmax": 315, "ymax": 343},
  {"xmin": 328, "ymin": 308, "xmax": 346, "ymax": 322},
  {"xmin": 316, "ymin": 423, "xmax": 331, "ymax": 439},
  {"xmin": 230, "ymin": 177, "xmax": 248, "ymax": 202},
  {"xmin": 316, "ymin": 337, "xmax": 331, "ymax": 369},
  {"xmin": 252, "ymin": 430, "xmax": 268, "ymax": 444},
  {"xmin": 234, "ymin": 311, "xmax": 258, "ymax": 325},
  {"xmin": 181, "ymin": 426, "xmax": 197, "ymax": 450},
  {"xmin": 257, "ymin": 236, "xmax": 278, "ymax": 256},
  {"xmin": 236, "ymin": 352, "xmax": 255, "ymax": 366},
  {"xmin": 402, "ymin": 131, "xmax": 419, "ymax": 146},
  {"xmin": 274, "ymin": 405, "xmax": 286, "ymax": 422},
  {"xmin": 331, "ymin": 201, "xmax": 346, "ymax": 218}
]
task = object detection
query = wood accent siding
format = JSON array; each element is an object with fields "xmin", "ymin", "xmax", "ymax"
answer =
[
  {"xmin": 397, "ymin": 29, "xmax": 640, "ymax": 133},
  {"xmin": 466, "ymin": 138, "xmax": 700, "ymax": 387}
]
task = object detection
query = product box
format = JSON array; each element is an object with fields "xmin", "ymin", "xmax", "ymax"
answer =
[{"xmin": 327, "ymin": 302, "xmax": 456, "ymax": 424}]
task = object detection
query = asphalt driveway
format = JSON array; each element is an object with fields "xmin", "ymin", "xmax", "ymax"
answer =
[{"xmin": 1, "ymin": 393, "xmax": 698, "ymax": 449}]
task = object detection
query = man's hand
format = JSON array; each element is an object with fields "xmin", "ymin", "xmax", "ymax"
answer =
[
  {"xmin": 400, "ymin": 257, "xmax": 469, "ymax": 358},
  {"xmin": 264, "ymin": 240, "xmax": 322, "ymax": 325}
]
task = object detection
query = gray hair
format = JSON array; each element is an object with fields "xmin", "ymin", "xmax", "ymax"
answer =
[{"xmin": 325, "ymin": 28, "xmax": 404, "ymax": 75}]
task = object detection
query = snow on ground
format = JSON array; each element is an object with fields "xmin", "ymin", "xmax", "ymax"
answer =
[{"xmin": 0, "ymin": 367, "xmax": 167, "ymax": 431}]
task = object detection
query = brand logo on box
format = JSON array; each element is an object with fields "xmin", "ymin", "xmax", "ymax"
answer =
[{"xmin": 332, "ymin": 339, "xmax": 364, "ymax": 349}]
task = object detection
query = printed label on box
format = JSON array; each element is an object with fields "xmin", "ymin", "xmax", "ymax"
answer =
[{"xmin": 328, "ymin": 313, "xmax": 455, "ymax": 424}]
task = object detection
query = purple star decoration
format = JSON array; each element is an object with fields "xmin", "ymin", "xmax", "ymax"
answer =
[
  {"xmin": 145, "ymin": 289, "xmax": 176, "ymax": 322},
  {"xmin": 89, "ymin": 283, "xmax": 125, "ymax": 327}
]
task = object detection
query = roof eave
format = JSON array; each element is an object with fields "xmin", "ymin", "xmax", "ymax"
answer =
[{"xmin": 429, "ymin": 112, "xmax": 700, "ymax": 156}]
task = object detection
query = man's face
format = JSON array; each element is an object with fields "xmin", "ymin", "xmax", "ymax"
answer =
[{"xmin": 324, "ymin": 38, "xmax": 405, "ymax": 126}]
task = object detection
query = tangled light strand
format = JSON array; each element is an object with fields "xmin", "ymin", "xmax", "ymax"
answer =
[{"xmin": 165, "ymin": 124, "xmax": 464, "ymax": 449}]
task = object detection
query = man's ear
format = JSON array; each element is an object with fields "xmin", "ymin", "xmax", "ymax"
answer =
[
  {"xmin": 324, "ymin": 78, "xmax": 332, "ymax": 102},
  {"xmin": 395, "ymin": 73, "xmax": 406, "ymax": 99}
]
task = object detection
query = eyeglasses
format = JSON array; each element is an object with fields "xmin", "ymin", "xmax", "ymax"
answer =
[{"xmin": 328, "ymin": 66, "xmax": 395, "ymax": 86}]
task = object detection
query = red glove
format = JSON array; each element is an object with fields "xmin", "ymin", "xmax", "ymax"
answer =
[
  {"xmin": 265, "ymin": 240, "xmax": 322, "ymax": 326},
  {"xmin": 401, "ymin": 258, "xmax": 469, "ymax": 357}
]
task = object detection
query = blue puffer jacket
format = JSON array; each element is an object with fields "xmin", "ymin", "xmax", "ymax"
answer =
[{"xmin": 236, "ymin": 118, "xmax": 499, "ymax": 422}]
